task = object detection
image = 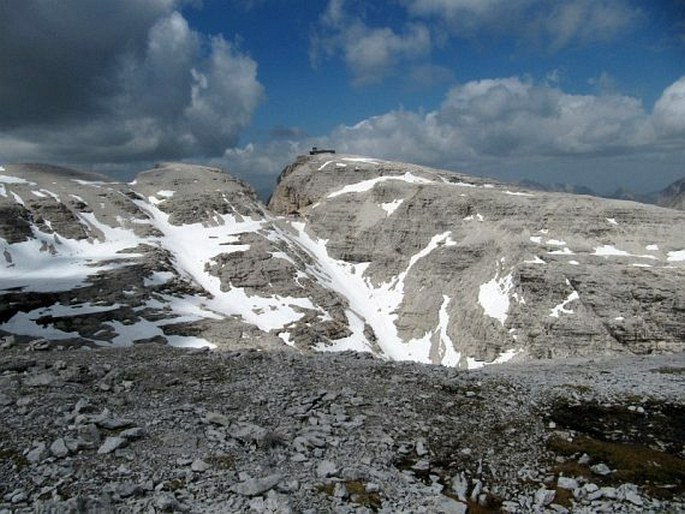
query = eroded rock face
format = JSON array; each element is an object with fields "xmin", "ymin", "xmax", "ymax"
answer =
[
  {"xmin": 1, "ymin": 157, "xmax": 684, "ymax": 367},
  {"xmin": 268, "ymin": 154, "xmax": 685, "ymax": 364},
  {"xmin": 0, "ymin": 162, "xmax": 352, "ymax": 353}
]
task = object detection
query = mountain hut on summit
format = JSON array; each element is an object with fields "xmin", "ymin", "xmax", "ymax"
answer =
[{"xmin": 309, "ymin": 147, "xmax": 336, "ymax": 155}]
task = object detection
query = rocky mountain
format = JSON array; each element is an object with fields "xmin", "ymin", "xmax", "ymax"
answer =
[
  {"xmin": 516, "ymin": 179, "xmax": 596, "ymax": 197},
  {"xmin": 656, "ymin": 176, "xmax": 685, "ymax": 211},
  {"xmin": 1, "ymin": 157, "xmax": 684, "ymax": 367}
]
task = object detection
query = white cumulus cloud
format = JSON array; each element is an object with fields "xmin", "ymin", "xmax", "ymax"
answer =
[{"xmin": 312, "ymin": 0, "xmax": 432, "ymax": 86}]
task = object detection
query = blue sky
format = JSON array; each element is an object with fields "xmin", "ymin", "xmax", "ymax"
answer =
[{"xmin": 1, "ymin": 0, "xmax": 684, "ymax": 196}]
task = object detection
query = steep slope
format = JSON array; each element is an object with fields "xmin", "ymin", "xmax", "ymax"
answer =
[
  {"xmin": 2, "ymin": 158, "xmax": 684, "ymax": 368},
  {"xmin": 0, "ymin": 163, "xmax": 353, "ymax": 352},
  {"xmin": 269, "ymin": 154, "xmax": 685, "ymax": 364},
  {"xmin": 657, "ymin": 176, "xmax": 685, "ymax": 210}
]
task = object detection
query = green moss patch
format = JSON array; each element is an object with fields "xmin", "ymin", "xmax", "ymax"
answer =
[{"xmin": 549, "ymin": 435, "xmax": 684, "ymax": 499}]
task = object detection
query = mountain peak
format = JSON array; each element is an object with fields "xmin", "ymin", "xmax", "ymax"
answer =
[{"xmin": 1, "ymin": 156, "xmax": 684, "ymax": 366}]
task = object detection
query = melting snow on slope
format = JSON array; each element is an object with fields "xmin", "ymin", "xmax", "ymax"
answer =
[
  {"xmin": 144, "ymin": 271, "xmax": 175, "ymax": 287},
  {"xmin": 289, "ymin": 222, "xmax": 458, "ymax": 363},
  {"xmin": 341, "ymin": 157, "xmax": 379, "ymax": 164},
  {"xmin": 0, "ymin": 174, "xmax": 36, "ymax": 198},
  {"xmin": 435, "ymin": 295, "xmax": 462, "ymax": 366},
  {"xmin": 667, "ymin": 250, "xmax": 685, "ymax": 262},
  {"xmin": 380, "ymin": 199, "xmax": 404, "ymax": 216},
  {"xmin": 134, "ymin": 202, "xmax": 316, "ymax": 332},
  {"xmin": 11, "ymin": 192, "xmax": 25, "ymax": 205},
  {"xmin": 466, "ymin": 348, "xmax": 522, "ymax": 369},
  {"xmin": 593, "ymin": 245, "xmax": 630, "ymax": 257},
  {"xmin": 478, "ymin": 272, "xmax": 514, "ymax": 326},
  {"xmin": 0, "ymin": 214, "xmax": 144, "ymax": 292},
  {"xmin": 327, "ymin": 173, "xmax": 434, "ymax": 198},
  {"xmin": 592, "ymin": 245, "xmax": 660, "ymax": 260},
  {"xmin": 550, "ymin": 291, "xmax": 580, "ymax": 318},
  {"xmin": 0, "ymin": 302, "xmax": 121, "ymax": 342},
  {"xmin": 0, "ymin": 174, "xmax": 35, "ymax": 185}
]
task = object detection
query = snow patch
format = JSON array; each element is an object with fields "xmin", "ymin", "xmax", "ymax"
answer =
[
  {"xmin": 646, "ymin": 244, "xmax": 659, "ymax": 251},
  {"xmin": 505, "ymin": 191, "xmax": 535, "ymax": 197},
  {"xmin": 667, "ymin": 250, "xmax": 685, "ymax": 262},
  {"xmin": 289, "ymin": 223, "xmax": 457, "ymax": 363},
  {"xmin": 593, "ymin": 245, "xmax": 630, "ymax": 257},
  {"xmin": 524, "ymin": 255, "xmax": 546, "ymax": 264},
  {"xmin": 315, "ymin": 310, "xmax": 372, "ymax": 354},
  {"xmin": 435, "ymin": 295, "xmax": 461, "ymax": 367},
  {"xmin": 0, "ymin": 175, "xmax": 35, "ymax": 185},
  {"xmin": 550, "ymin": 291, "xmax": 580, "ymax": 318},
  {"xmin": 143, "ymin": 271, "xmax": 175, "ymax": 287},
  {"xmin": 133, "ymin": 201, "xmax": 312, "ymax": 332},
  {"xmin": 0, "ymin": 213, "xmax": 145, "ymax": 293},
  {"xmin": 478, "ymin": 272, "xmax": 514, "ymax": 326},
  {"xmin": 327, "ymin": 173, "xmax": 434, "ymax": 198},
  {"xmin": 606, "ymin": 218, "xmax": 618, "ymax": 225},
  {"xmin": 380, "ymin": 199, "xmax": 404, "ymax": 216},
  {"xmin": 466, "ymin": 348, "xmax": 522, "ymax": 369},
  {"xmin": 341, "ymin": 157, "xmax": 379, "ymax": 164},
  {"xmin": 11, "ymin": 192, "xmax": 25, "ymax": 205}
]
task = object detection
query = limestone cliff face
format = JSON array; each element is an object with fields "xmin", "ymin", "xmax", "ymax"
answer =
[
  {"xmin": 268, "ymin": 154, "xmax": 685, "ymax": 363},
  {"xmin": 1, "ymin": 158, "xmax": 684, "ymax": 367},
  {"xmin": 0, "ymin": 163, "xmax": 351, "ymax": 353}
]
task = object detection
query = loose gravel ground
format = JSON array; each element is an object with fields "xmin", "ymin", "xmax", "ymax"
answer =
[{"xmin": 0, "ymin": 340, "xmax": 683, "ymax": 513}]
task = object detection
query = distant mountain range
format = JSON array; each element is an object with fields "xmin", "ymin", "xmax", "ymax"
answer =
[{"xmin": 518, "ymin": 176, "xmax": 685, "ymax": 210}]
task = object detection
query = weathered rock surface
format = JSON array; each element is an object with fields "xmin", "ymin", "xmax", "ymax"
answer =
[
  {"xmin": 1, "ymin": 157, "xmax": 684, "ymax": 367},
  {"xmin": 0, "ymin": 162, "xmax": 352, "ymax": 354},
  {"xmin": 269, "ymin": 154, "xmax": 685, "ymax": 364},
  {"xmin": 0, "ymin": 342, "xmax": 682, "ymax": 513}
]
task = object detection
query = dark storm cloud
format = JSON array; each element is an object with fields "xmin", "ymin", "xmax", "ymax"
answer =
[
  {"xmin": 0, "ymin": 0, "xmax": 264, "ymax": 165},
  {"xmin": 0, "ymin": 0, "xmax": 175, "ymax": 127}
]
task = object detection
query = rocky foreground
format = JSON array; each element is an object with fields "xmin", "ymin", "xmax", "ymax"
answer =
[{"xmin": 1, "ymin": 338, "xmax": 683, "ymax": 513}]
